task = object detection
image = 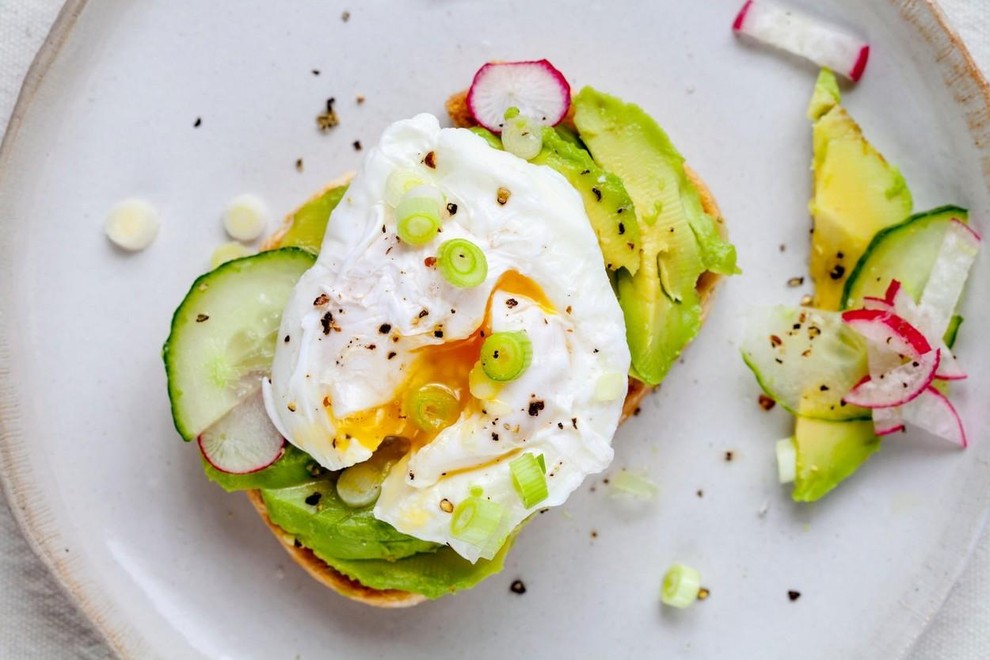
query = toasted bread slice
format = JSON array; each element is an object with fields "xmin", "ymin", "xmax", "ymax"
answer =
[{"xmin": 248, "ymin": 104, "xmax": 728, "ymax": 607}]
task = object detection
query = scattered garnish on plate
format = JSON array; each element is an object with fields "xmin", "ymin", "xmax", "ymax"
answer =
[{"xmin": 104, "ymin": 198, "xmax": 160, "ymax": 252}]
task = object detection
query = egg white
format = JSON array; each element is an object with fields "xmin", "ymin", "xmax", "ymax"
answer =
[{"xmin": 266, "ymin": 114, "xmax": 630, "ymax": 562}]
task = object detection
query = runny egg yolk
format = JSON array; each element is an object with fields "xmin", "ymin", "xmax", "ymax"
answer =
[{"xmin": 331, "ymin": 270, "xmax": 554, "ymax": 455}]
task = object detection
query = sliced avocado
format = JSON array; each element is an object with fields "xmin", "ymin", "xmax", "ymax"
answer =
[
  {"xmin": 276, "ymin": 185, "xmax": 347, "ymax": 253},
  {"xmin": 203, "ymin": 444, "xmax": 324, "ymax": 492},
  {"xmin": 615, "ymin": 265, "xmax": 701, "ymax": 384},
  {"xmin": 573, "ymin": 87, "xmax": 736, "ymax": 384},
  {"xmin": 320, "ymin": 530, "xmax": 517, "ymax": 599},
  {"xmin": 808, "ymin": 69, "xmax": 913, "ymax": 310},
  {"xmin": 262, "ymin": 478, "xmax": 438, "ymax": 561},
  {"xmin": 792, "ymin": 416, "xmax": 880, "ymax": 502},
  {"xmin": 531, "ymin": 127, "xmax": 641, "ymax": 273},
  {"xmin": 806, "ymin": 68, "xmax": 841, "ymax": 121}
]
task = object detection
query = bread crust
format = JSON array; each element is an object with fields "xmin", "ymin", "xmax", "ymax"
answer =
[{"xmin": 248, "ymin": 103, "xmax": 728, "ymax": 607}]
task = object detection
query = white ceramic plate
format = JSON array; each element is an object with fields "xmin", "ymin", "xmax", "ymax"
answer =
[{"xmin": 2, "ymin": 1, "xmax": 989, "ymax": 658}]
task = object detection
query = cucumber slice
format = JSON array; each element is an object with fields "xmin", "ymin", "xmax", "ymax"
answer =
[
  {"xmin": 163, "ymin": 248, "xmax": 315, "ymax": 440},
  {"xmin": 841, "ymin": 206, "xmax": 968, "ymax": 309},
  {"xmin": 740, "ymin": 306, "xmax": 871, "ymax": 421}
]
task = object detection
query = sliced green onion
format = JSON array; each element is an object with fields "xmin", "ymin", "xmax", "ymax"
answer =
[
  {"xmin": 336, "ymin": 462, "xmax": 384, "ymax": 508},
  {"xmin": 385, "ymin": 168, "xmax": 426, "ymax": 205},
  {"xmin": 776, "ymin": 437, "xmax": 797, "ymax": 485},
  {"xmin": 395, "ymin": 187, "xmax": 443, "ymax": 246},
  {"xmin": 661, "ymin": 563, "xmax": 702, "ymax": 608},
  {"xmin": 609, "ymin": 469, "xmax": 658, "ymax": 501},
  {"xmin": 502, "ymin": 114, "xmax": 543, "ymax": 161},
  {"xmin": 504, "ymin": 106, "xmax": 521, "ymax": 120},
  {"xmin": 437, "ymin": 238, "xmax": 488, "ymax": 288},
  {"xmin": 536, "ymin": 453, "xmax": 546, "ymax": 473},
  {"xmin": 468, "ymin": 362, "xmax": 502, "ymax": 400},
  {"xmin": 480, "ymin": 331, "xmax": 532, "ymax": 382},
  {"xmin": 450, "ymin": 494, "xmax": 505, "ymax": 549},
  {"xmin": 509, "ymin": 453, "xmax": 549, "ymax": 508},
  {"xmin": 408, "ymin": 383, "xmax": 460, "ymax": 432}
]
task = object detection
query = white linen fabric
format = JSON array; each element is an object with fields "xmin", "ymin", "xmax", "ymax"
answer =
[{"xmin": 0, "ymin": 1, "xmax": 987, "ymax": 658}]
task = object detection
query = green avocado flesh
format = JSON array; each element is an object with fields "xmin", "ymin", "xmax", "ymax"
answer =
[
  {"xmin": 260, "ymin": 477, "xmax": 513, "ymax": 597},
  {"xmin": 204, "ymin": 444, "xmax": 324, "ymax": 492},
  {"xmin": 531, "ymin": 127, "xmax": 642, "ymax": 273},
  {"xmin": 808, "ymin": 69, "xmax": 913, "ymax": 311},
  {"xmin": 792, "ymin": 417, "xmax": 880, "ymax": 502},
  {"xmin": 276, "ymin": 185, "xmax": 347, "ymax": 252},
  {"xmin": 573, "ymin": 86, "xmax": 737, "ymax": 384}
]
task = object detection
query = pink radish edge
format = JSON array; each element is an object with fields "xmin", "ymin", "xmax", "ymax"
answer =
[
  {"xmin": 842, "ymin": 349, "xmax": 940, "ymax": 409},
  {"xmin": 197, "ymin": 434, "xmax": 286, "ymax": 475},
  {"xmin": 849, "ymin": 46, "xmax": 870, "ymax": 82},
  {"xmin": 465, "ymin": 60, "xmax": 571, "ymax": 133},
  {"xmin": 952, "ymin": 217, "xmax": 983, "ymax": 243},
  {"xmin": 876, "ymin": 424, "xmax": 906, "ymax": 437},
  {"xmin": 732, "ymin": 0, "xmax": 754, "ymax": 31},
  {"xmin": 841, "ymin": 308, "xmax": 932, "ymax": 357}
]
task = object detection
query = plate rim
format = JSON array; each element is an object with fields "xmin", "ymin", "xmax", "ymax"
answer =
[{"xmin": 0, "ymin": 1, "xmax": 988, "ymax": 658}]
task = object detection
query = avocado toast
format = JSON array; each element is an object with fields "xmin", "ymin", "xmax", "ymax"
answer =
[{"xmin": 163, "ymin": 62, "xmax": 737, "ymax": 606}]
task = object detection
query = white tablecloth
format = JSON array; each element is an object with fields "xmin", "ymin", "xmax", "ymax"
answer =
[{"xmin": 1, "ymin": 1, "xmax": 987, "ymax": 658}]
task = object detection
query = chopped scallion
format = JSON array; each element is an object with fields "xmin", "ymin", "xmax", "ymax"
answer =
[
  {"xmin": 395, "ymin": 187, "xmax": 443, "ymax": 246},
  {"xmin": 437, "ymin": 238, "xmax": 488, "ymax": 288},
  {"xmin": 609, "ymin": 469, "xmax": 658, "ymax": 501},
  {"xmin": 450, "ymin": 493, "xmax": 505, "ymax": 549},
  {"xmin": 408, "ymin": 383, "xmax": 460, "ymax": 432},
  {"xmin": 776, "ymin": 437, "xmax": 797, "ymax": 484},
  {"xmin": 336, "ymin": 462, "xmax": 384, "ymax": 508},
  {"xmin": 502, "ymin": 112, "xmax": 543, "ymax": 161},
  {"xmin": 509, "ymin": 453, "xmax": 549, "ymax": 508},
  {"xmin": 661, "ymin": 563, "xmax": 702, "ymax": 608},
  {"xmin": 480, "ymin": 331, "xmax": 532, "ymax": 382}
]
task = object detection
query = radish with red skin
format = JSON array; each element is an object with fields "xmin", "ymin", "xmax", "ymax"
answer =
[
  {"xmin": 843, "ymin": 349, "xmax": 939, "ymax": 409},
  {"xmin": 733, "ymin": 0, "xmax": 870, "ymax": 82},
  {"xmin": 466, "ymin": 60, "xmax": 571, "ymax": 133},
  {"xmin": 841, "ymin": 308, "xmax": 931, "ymax": 358},
  {"xmin": 915, "ymin": 219, "xmax": 981, "ymax": 339},
  {"xmin": 198, "ymin": 389, "xmax": 286, "ymax": 474},
  {"xmin": 872, "ymin": 397, "xmax": 905, "ymax": 436},
  {"xmin": 901, "ymin": 386, "xmax": 968, "ymax": 448},
  {"xmin": 881, "ymin": 278, "xmax": 968, "ymax": 380}
]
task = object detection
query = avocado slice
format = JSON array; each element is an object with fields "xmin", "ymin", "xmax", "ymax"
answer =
[
  {"xmin": 203, "ymin": 444, "xmax": 324, "ymax": 492},
  {"xmin": 531, "ymin": 127, "xmax": 641, "ymax": 273},
  {"xmin": 791, "ymin": 417, "xmax": 880, "ymax": 502},
  {"xmin": 276, "ymin": 185, "xmax": 347, "ymax": 253},
  {"xmin": 319, "ymin": 532, "xmax": 517, "ymax": 599},
  {"xmin": 572, "ymin": 87, "xmax": 736, "ymax": 384},
  {"xmin": 262, "ymin": 477, "xmax": 438, "ymax": 561},
  {"xmin": 808, "ymin": 69, "xmax": 913, "ymax": 310}
]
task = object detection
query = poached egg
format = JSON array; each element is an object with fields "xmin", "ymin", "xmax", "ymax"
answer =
[{"xmin": 265, "ymin": 114, "xmax": 630, "ymax": 562}]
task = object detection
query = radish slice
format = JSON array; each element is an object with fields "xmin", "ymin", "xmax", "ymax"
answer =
[
  {"xmin": 732, "ymin": 0, "xmax": 870, "ymax": 82},
  {"xmin": 843, "ymin": 349, "xmax": 940, "ymax": 409},
  {"xmin": 934, "ymin": 352, "xmax": 966, "ymax": 380},
  {"xmin": 198, "ymin": 389, "xmax": 286, "ymax": 474},
  {"xmin": 466, "ymin": 60, "xmax": 571, "ymax": 133},
  {"xmin": 841, "ymin": 309, "xmax": 932, "ymax": 358},
  {"xmin": 873, "ymin": 406, "xmax": 905, "ymax": 436},
  {"xmin": 916, "ymin": 220, "xmax": 981, "ymax": 340},
  {"xmin": 901, "ymin": 386, "xmax": 968, "ymax": 448}
]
